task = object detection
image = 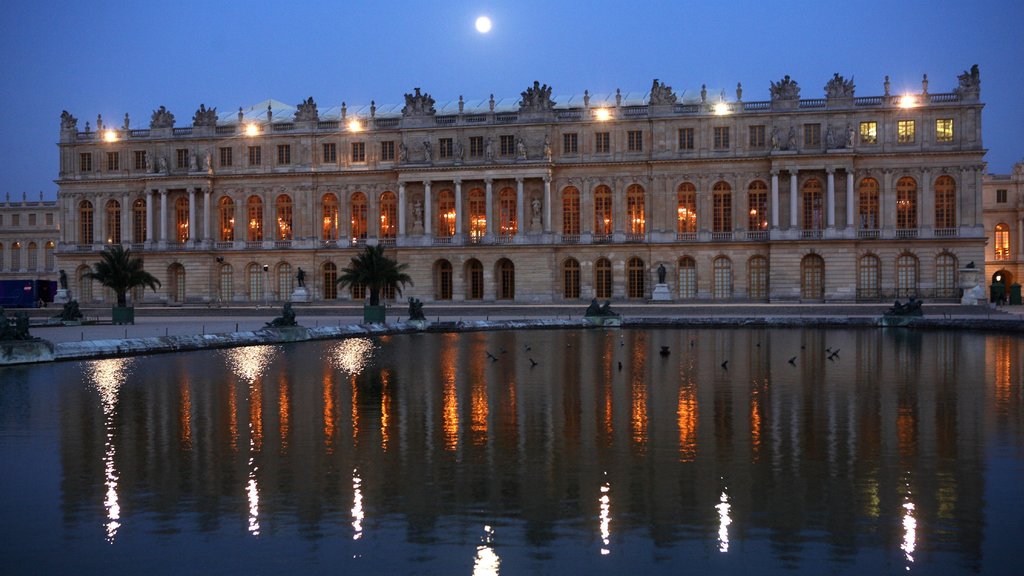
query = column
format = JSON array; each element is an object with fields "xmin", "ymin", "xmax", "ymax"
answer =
[
  {"xmin": 826, "ymin": 168, "xmax": 835, "ymax": 229},
  {"xmin": 159, "ymin": 189, "xmax": 168, "ymax": 243},
  {"xmin": 881, "ymin": 169, "xmax": 893, "ymax": 229},
  {"xmin": 543, "ymin": 176, "xmax": 552, "ymax": 233},
  {"xmin": 789, "ymin": 172, "xmax": 798, "ymax": 229},
  {"xmin": 485, "ymin": 178, "xmax": 494, "ymax": 236},
  {"xmin": 846, "ymin": 171, "xmax": 855, "ymax": 230},
  {"xmin": 454, "ymin": 179, "xmax": 463, "ymax": 236},
  {"xmin": 94, "ymin": 194, "xmax": 104, "ymax": 244},
  {"xmin": 920, "ymin": 169, "xmax": 933, "ymax": 232},
  {"xmin": 398, "ymin": 182, "xmax": 406, "ymax": 237},
  {"xmin": 146, "ymin": 190, "xmax": 154, "ymax": 242},
  {"xmin": 771, "ymin": 171, "xmax": 780, "ymax": 228},
  {"xmin": 188, "ymin": 188, "xmax": 197, "ymax": 243},
  {"xmin": 121, "ymin": 193, "xmax": 130, "ymax": 243},
  {"xmin": 516, "ymin": 177, "xmax": 524, "ymax": 237},
  {"xmin": 423, "ymin": 180, "xmax": 432, "ymax": 236},
  {"xmin": 202, "ymin": 188, "xmax": 211, "ymax": 242}
]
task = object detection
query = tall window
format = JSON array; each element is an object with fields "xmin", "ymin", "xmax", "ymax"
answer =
[
  {"xmin": 277, "ymin": 144, "xmax": 291, "ymax": 165},
  {"xmin": 170, "ymin": 264, "xmax": 186, "ymax": 303},
  {"xmin": 996, "ymin": 189, "xmax": 1008, "ymax": 203},
  {"xmin": 935, "ymin": 118, "xmax": 954, "ymax": 142},
  {"xmin": 626, "ymin": 184, "xmax": 645, "ymax": 235},
  {"xmin": 801, "ymin": 254, "xmax": 825, "ymax": 300},
  {"xmin": 437, "ymin": 189, "xmax": 455, "ymax": 237},
  {"xmin": 594, "ymin": 185, "xmax": 613, "ymax": 236},
  {"xmin": 934, "ymin": 175, "xmax": 956, "ymax": 229},
  {"xmin": 248, "ymin": 146, "xmax": 261, "ymax": 166},
  {"xmin": 678, "ymin": 128, "xmax": 694, "ymax": 150},
  {"xmin": 80, "ymin": 153, "xmax": 92, "ymax": 172},
  {"xmin": 563, "ymin": 133, "xmax": 578, "ymax": 155},
  {"xmin": 595, "ymin": 258, "xmax": 612, "ymax": 299},
  {"xmin": 248, "ymin": 264, "xmax": 264, "ymax": 302},
  {"xmin": 78, "ymin": 267, "xmax": 93, "ymax": 302},
  {"xmin": 627, "ymin": 257, "xmax": 645, "ymax": 299},
  {"xmin": 322, "ymin": 143, "xmax": 337, "ymax": 163},
  {"xmin": 247, "ymin": 196, "xmax": 263, "ymax": 241},
  {"xmin": 322, "ymin": 193, "xmax": 339, "ymax": 240},
  {"xmin": 436, "ymin": 260, "xmax": 453, "ymax": 300},
  {"xmin": 712, "ymin": 181, "xmax": 732, "ymax": 233},
  {"xmin": 134, "ymin": 150, "xmax": 147, "ymax": 170},
  {"xmin": 562, "ymin": 186, "xmax": 580, "ymax": 235},
  {"xmin": 500, "ymin": 135, "xmax": 515, "ymax": 156},
  {"xmin": 218, "ymin": 196, "xmax": 235, "ymax": 242},
  {"xmin": 713, "ymin": 127, "xmax": 730, "ymax": 149},
  {"xmin": 466, "ymin": 259, "xmax": 483, "ymax": 300},
  {"xmin": 219, "ymin": 264, "xmax": 233, "ymax": 303},
  {"xmin": 678, "ymin": 257, "xmax": 696, "ymax": 299},
  {"xmin": 935, "ymin": 253, "xmax": 958, "ymax": 298},
  {"xmin": 858, "ymin": 178, "xmax": 879, "ymax": 229},
  {"xmin": 468, "ymin": 188, "xmax": 486, "ymax": 240},
  {"xmin": 627, "ymin": 130, "xmax": 643, "ymax": 152},
  {"xmin": 748, "ymin": 180, "xmax": 768, "ymax": 230},
  {"xmin": 677, "ymin": 183, "xmax": 697, "ymax": 235},
  {"xmin": 858, "ymin": 255, "xmax": 880, "ymax": 300},
  {"xmin": 44, "ymin": 242, "xmax": 55, "ymax": 270},
  {"xmin": 595, "ymin": 132, "xmax": 610, "ymax": 154},
  {"xmin": 105, "ymin": 199, "xmax": 121, "ymax": 244},
  {"xmin": 562, "ymin": 258, "xmax": 580, "ymax": 299},
  {"xmin": 275, "ymin": 194, "xmax": 292, "ymax": 240},
  {"xmin": 469, "ymin": 137, "xmax": 483, "ymax": 158},
  {"xmin": 277, "ymin": 263, "xmax": 292, "ymax": 300},
  {"xmin": 995, "ymin": 223, "xmax": 1011, "ymax": 259},
  {"xmin": 350, "ymin": 192, "xmax": 367, "ymax": 240},
  {"xmin": 220, "ymin": 147, "xmax": 233, "ymax": 167},
  {"xmin": 713, "ymin": 257, "xmax": 732, "ymax": 299},
  {"xmin": 132, "ymin": 198, "xmax": 146, "ymax": 242},
  {"xmin": 351, "ymin": 142, "xmax": 365, "ymax": 163},
  {"xmin": 322, "ymin": 262, "xmax": 337, "ymax": 300},
  {"xmin": 11, "ymin": 243, "xmax": 20, "ymax": 271},
  {"xmin": 176, "ymin": 149, "xmax": 189, "ymax": 169},
  {"xmin": 498, "ymin": 187, "xmax": 517, "ymax": 237},
  {"xmin": 438, "ymin": 138, "xmax": 452, "ymax": 159},
  {"xmin": 803, "ymin": 124, "xmax": 821, "ymax": 148},
  {"xmin": 896, "ymin": 253, "xmax": 919, "ymax": 297},
  {"xmin": 897, "ymin": 120, "xmax": 915, "ymax": 144},
  {"xmin": 749, "ymin": 125, "xmax": 766, "ymax": 148},
  {"xmin": 380, "ymin": 192, "xmax": 397, "ymax": 239},
  {"xmin": 896, "ymin": 177, "xmax": 918, "ymax": 230},
  {"xmin": 0, "ymin": 243, "xmax": 5, "ymax": 271},
  {"xmin": 381, "ymin": 141, "xmax": 395, "ymax": 162},
  {"xmin": 107, "ymin": 151, "xmax": 120, "ymax": 171},
  {"xmin": 79, "ymin": 200, "xmax": 93, "ymax": 244},
  {"xmin": 748, "ymin": 256, "xmax": 768, "ymax": 299},
  {"xmin": 802, "ymin": 178, "xmax": 824, "ymax": 230},
  {"xmin": 859, "ymin": 121, "xmax": 877, "ymax": 144},
  {"xmin": 497, "ymin": 259, "xmax": 515, "ymax": 300},
  {"xmin": 175, "ymin": 197, "xmax": 189, "ymax": 242}
]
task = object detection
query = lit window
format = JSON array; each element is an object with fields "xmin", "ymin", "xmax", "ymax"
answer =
[
  {"xmin": 897, "ymin": 120, "xmax": 915, "ymax": 144},
  {"xmin": 896, "ymin": 177, "xmax": 917, "ymax": 229},
  {"xmin": 859, "ymin": 121, "xmax": 877, "ymax": 145},
  {"xmin": 935, "ymin": 118, "xmax": 954, "ymax": 142},
  {"xmin": 995, "ymin": 223, "xmax": 1010, "ymax": 260},
  {"xmin": 677, "ymin": 183, "xmax": 697, "ymax": 234},
  {"xmin": 562, "ymin": 186, "xmax": 580, "ymax": 235}
]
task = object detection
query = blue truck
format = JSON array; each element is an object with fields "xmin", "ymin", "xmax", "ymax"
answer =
[{"xmin": 0, "ymin": 279, "xmax": 57, "ymax": 308}]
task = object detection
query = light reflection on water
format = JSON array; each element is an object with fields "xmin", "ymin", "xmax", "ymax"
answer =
[{"xmin": 2, "ymin": 328, "xmax": 1023, "ymax": 574}]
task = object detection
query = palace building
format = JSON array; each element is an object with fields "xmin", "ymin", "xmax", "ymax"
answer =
[{"xmin": 53, "ymin": 68, "xmax": 987, "ymax": 305}]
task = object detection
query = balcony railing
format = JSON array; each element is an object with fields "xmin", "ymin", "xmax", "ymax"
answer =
[
  {"xmin": 245, "ymin": 241, "xmax": 262, "ymax": 249},
  {"xmin": 379, "ymin": 237, "xmax": 396, "ymax": 247},
  {"xmin": 561, "ymin": 234, "xmax": 580, "ymax": 244},
  {"xmin": 625, "ymin": 232, "xmax": 647, "ymax": 243},
  {"xmin": 274, "ymin": 240, "xmax": 292, "ymax": 249},
  {"xmin": 800, "ymin": 229, "xmax": 823, "ymax": 240},
  {"xmin": 676, "ymin": 232, "xmax": 697, "ymax": 241},
  {"xmin": 215, "ymin": 241, "xmax": 234, "ymax": 250},
  {"xmin": 934, "ymin": 228, "xmax": 959, "ymax": 238},
  {"xmin": 711, "ymin": 231, "xmax": 734, "ymax": 242},
  {"xmin": 745, "ymin": 230, "xmax": 769, "ymax": 241},
  {"xmin": 896, "ymin": 228, "xmax": 919, "ymax": 239},
  {"xmin": 495, "ymin": 234, "xmax": 515, "ymax": 244},
  {"xmin": 593, "ymin": 234, "xmax": 613, "ymax": 244},
  {"xmin": 432, "ymin": 236, "xmax": 453, "ymax": 245},
  {"xmin": 858, "ymin": 229, "xmax": 880, "ymax": 239}
]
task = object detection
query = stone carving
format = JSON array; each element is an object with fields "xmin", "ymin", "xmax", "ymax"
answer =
[
  {"xmin": 266, "ymin": 302, "xmax": 298, "ymax": 327},
  {"xmin": 60, "ymin": 110, "xmax": 78, "ymax": 131},
  {"xmin": 0, "ymin": 308, "xmax": 34, "ymax": 342},
  {"xmin": 955, "ymin": 64, "xmax": 981, "ymax": 99},
  {"xmin": 824, "ymin": 73, "xmax": 855, "ymax": 99},
  {"xmin": 398, "ymin": 142, "xmax": 408, "ymax": 163},
  {"xmin": 485, "ymin": 138, "xmax": 495, "ymax": 162},
  {"xmin": 736, "ymin": 82, "xmax": 743, "ymax": 101},
  {"xmin": 700, "ymin": 84, "xmax": 707, "ymax": 103},
  {"xmin": 407, "ymin": 297, "xmax": 425, "ymax": 321},
  {"xmin": 192, "ymin": 104, "xmax": 218, "ymax": 127},
  {"xmin": 146, "ymin": 153, "xmax": 155, "ymax": 173},
  {"xmin": 58, "ymin": 270, "xmax": 68, "ymax": 290},
  {"xmin": 884, "ymin": 75, "xmax": 891, "ymax": 97},
  {"xmin": 584, "ymin": 298, "xmax": 620, "ymax": 318},
  {"xmin": 826, "ymin": 125, "xmax": 839, "ymax": 149},
  {"xmin": 55, "ymin": 300, "xmax": 83, "ymax": 322},
  {"xmin": 454, "ymin": 140, "xmax": 464, "ymax": 163},
  {"xmin": 543, "ymin": 136, "xmax": 552, "ymax": 161},
  {"xmin": 516, "ymin": 137, "xmax": 527, "ymax": 160},
  {"xmin": 657, "ymin": 264, "xmax": 667, "ymax": 284},
  {"xmin": 770, "ymin": 126, "xmax": 781, "ymax": 151},
  {"xmin": 770, "ymin": 75, "xmax": 800, "ymax": 101},
  {"xmin": 150, "ymin": 106, "xmax": 175, "ymax": 128},
  {"xmin": 123, "ymin": 113, "xmax": 130, "ymax": 130},
  {"xmin": 189, "ymin": 152, "xmax": 198, "ymax": 172},
  {"xmin": 206, "ymin": 151, "xmax": 214, "ymax": 174},
  {"xmin": 158, "ymin": 156, "xmax": 168, "ymax": 174},
  {"xmin": 423, "ymin": 140, "xmax": 432, "ymax": 163},
  {"xmin": 648, "ymin": 78, "xmax": 677, "ymax": 105},
  {"xmin": 846, "ymin": 123, "xmax": 855, "ymax": 148},
  {"xmin": 402, "ymin": 88, "xmax": 436, "ymax": 117},
  {"xmin": 519, "ymin": 81, "xmax": 555, "ymax": 112},
  {"xmin": 785, "ymin": 126, "xmax": 797, "ymax": 150},
  {"xmin": 885, "ymin": 298, "xmax": 923, "ymax": 318},
  {"xmin": 294, "ymin": 97, "xmax": 319, "ymax": 122},
  {"xmin": 296, "ymin": 267, "xmax": 305, "ymax": 288}
]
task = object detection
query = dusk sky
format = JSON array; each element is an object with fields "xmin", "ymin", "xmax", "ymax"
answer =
[{"xmin": 2, "ymin": 0, "xmax": 1021, "ymax": 201}]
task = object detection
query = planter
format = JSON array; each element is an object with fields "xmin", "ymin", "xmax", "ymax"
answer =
[
  {"xmin": 112, "ymin": 306, "xmax": 135, "ymax": 325},
  {"xmin": 363, "ymin": 305, "xmax": 386, "ymax": 324}
]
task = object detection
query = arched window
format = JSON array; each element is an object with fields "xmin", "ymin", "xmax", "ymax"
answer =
[
  {"xmin": 77, "ymin": 266, "xmax": 93, "ymax": 302},
  {"xmin": 468, "ymin": 188, "xmax": 486, "ymax": 240},
  {"xmin": 79, "ymin": 200, "xmax": 94, "ymax": 245},
  {"xmin": 132, "ymin": 198, "xmax": 146, "ymax": 243},
  {"xmin": 626, "ymin": 184, "xmax": 645, "ymax": 236},
  {"xmin": 595, "ymin": 257, "xmax": 612, "ymax": 299},
  {"xmin": 627, "ymin": 257, "xmax": 645, "ymax": 299},
  {"xmin": 934, "ymin": 176, "xmax": 956, "ymax": 230},
  {"xmin": 218, "ymin": 196, "xmax": 235, "ymax": 242},
  {"xmin": 247, "ymin": 196, "xmax": 263, "ymax": 242},
  {"xmin": 380, "ymin": 191, "xmax": 397, "ymax": 239},
  {"xmin": 748, "ymin": 181, "xmax": 768, "ymax": 231},
  {"xmin": 436, "ymin": 259, "xmax": 453, "ymax": 300},
  {"xmin": 276, "ymin": 194, "xmax": 293, "ymax": 241},
  {"xmin": 497, "ymin": 259, "xmax": 515, "ymax": 300},
  {"xmin": 802, "ymin": 178, "xmax": 823, "ymax": 231},
  {"xmin": 712, "ymin": 181, "xmax": 732, "ymax": 233},
  {"xmin": 436, "ymin": 189, "xmax": 455, "ymax": 237},
  {"xmin": 277, "ymin": 262, "xmax": 292, "ymax": 300},
  {"xmin": 169, "ymin": 263, "xmax": 186, "ymax": 303},
  {"xmin": 105, "ymin": 199, "xmax": 121, "ymax": 244},
  {"xmin": 350, "ymin": 192, "xmax": 367, "ymax": 241},
  {"xmin": 800, "ymin": 254, "xmax": 825, "ymax": 300},
  {"xmin": 27, "ymin": 242, "xmax": 37, "ymax": 271},
  {"xmin": 678, "ymin": 256, "xmax": 696, "ymax": 299},
  {"xmin": 896, "ymin": 177, "xmax": 918, "ymax": 230},
  {"xmin": 218, "ymin": 263, "xmax": 233, "ymax": 303},
  {"xmin": 247, "ymin": 263, "xmax": 264, "ymax": 302},
  {"xmin": 466, "ymin": 259, "xmax": 483, "ymax": 300},
  {"xmin": 44, "ymin": 241, "xmax": 55, "ymax": 271},
  {"xmin": 322, "ymin": 193, "xmax": 339, "ymax": 241},
  {"xmin": 11, "ymin": 242, "xmax": 21, "ymax": 271},
  {"xmin": 562, "ymin": 186, "xmax": 580, "ymax": 236},
  {"xmin": 562, "ymin": 258, "xmax": 580, "ymax": 299},
  {"xmin": 677, "ymin": 183, "xmax": 697, "ymax": 236},
  {"xmin": 896, "ymin": 253, "xmax": 919, "ymax": 297},
  {"xmin": 175, "ymin": 196, "xmax": 189, "ymax": 243},
  {"xmin": 351, "ymin": 280, "xmax": 366, "ymax": 300},
  {"xmin": 858, "ymin": 178, "xmax": 879, "ymax": 231},
  {"xmin": 858, "ymin": 254, "xmax": 880, "ymax": 300},
  {"xmin": 748, "ymin": 255, "xmax": 768, "ymax": 299},
  {"xmin": 713, "ymin": 257, "xmax": 732, "ymax": 299},
  {"xmin": 322, "ymin": 262, "xmax": 338, "ymax": 300},
  {"xmin": 498, "ymin": 188, "xmax": 517, "ymax": 238},
  {"xmin": 594, "ymin": 184, "xmax": 613, "ymax": 237},
  {"xmin": 935, "ymin": 253, "xmax": 958, "ymax": 299},
  {"xmin": 995, "ymin": 223, "xmax": 1011, "ymax": 259}
]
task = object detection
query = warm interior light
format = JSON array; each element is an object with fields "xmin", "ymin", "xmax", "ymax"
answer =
[
  {"xmin": 103, "ymin": 129, "xmax": 118, "ymax": 143},
  {"xmin": 899, "ymin": 95, "xmax": 917, "ymax": 109},
  {"xmin": 594, "ymin": 108, "xmax": 611, "ymax": 121},
  {"xmin": 245, "ymin": 123, "xmax": 260, "ymax": 136},
  {"xmin": 348, "ymin": 118, "xmax": 362, "ymax": 132},
  {"xmin": 714, "ymin": 101, "xmax": 730, "ymax": 115}
]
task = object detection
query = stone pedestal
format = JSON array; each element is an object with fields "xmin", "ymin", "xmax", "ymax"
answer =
[
  {"xmin": 959, "ymin": 268, "xmax": 985, "ymax": 305},
  {"xmin": 291, "ymin": 287, "xmax": 310, "ymax": 303},
  {"xmin": 54, "ymin": 289, "xmax": 70, "ymax": 305},
  {"xmin": 651, "ymin": 283, "xmax": 672, "ymax": 301}
]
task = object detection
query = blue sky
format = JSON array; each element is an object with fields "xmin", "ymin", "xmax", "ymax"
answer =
[{"xmin": 2, "ymin": 0, "xmax": 1021, "ymax": 200}]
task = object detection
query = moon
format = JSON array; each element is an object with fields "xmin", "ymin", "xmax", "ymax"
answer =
[{"xmin": 475, "ymin": 16, "xmax": 492, "ymax": 33}]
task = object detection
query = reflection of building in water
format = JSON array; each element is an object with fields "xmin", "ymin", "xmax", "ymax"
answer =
[{"xmin": 57, "ymin": 329, "xmax": 1012, "ymax": 568}]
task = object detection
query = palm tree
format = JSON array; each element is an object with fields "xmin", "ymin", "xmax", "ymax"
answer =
[
  {"xmin": 336, "ymin": 244, "xmax": 413, "ymax": 306},
  {"xmin": 84, "ymin": 245, "xmax": 161, "ymax": 307}
]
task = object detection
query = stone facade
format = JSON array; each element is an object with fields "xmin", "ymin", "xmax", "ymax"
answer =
[
  {"xmin": 54, "ymin": 71, "xmax": 987, "ymax": 305},
  {"xmin": 0, "ymin": 193, "xmax": 60, "ymax": 282},
  {"xmin": 983, "ymin": 161, "xmax": 1024, "ymax": 291}
]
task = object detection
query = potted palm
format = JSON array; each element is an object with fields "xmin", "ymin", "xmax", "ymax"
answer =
[
  {"xmin": 84, "ymin": 245, "xmax": 161, "ymax": 325},
  {"xmin": 336, "ymin": 244, "xmax": 413, "ymax": 324}
]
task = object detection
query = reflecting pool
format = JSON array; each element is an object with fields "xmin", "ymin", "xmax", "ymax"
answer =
[{"xmin": 1, "ymin": 328, "xmax": 1022, "ymax": 575}]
